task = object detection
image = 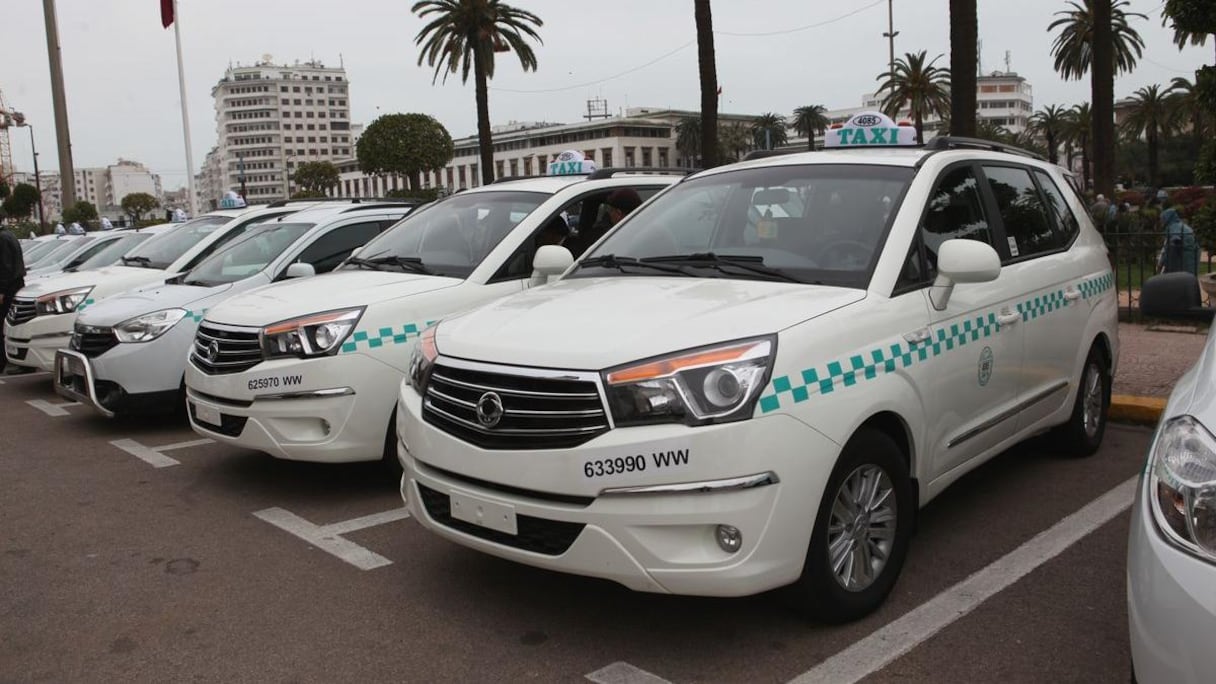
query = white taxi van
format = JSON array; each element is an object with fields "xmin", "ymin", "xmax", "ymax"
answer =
[
  {"xmin": 396, "ymin": 112, "xmax": 1119, "ymax": 622},
  {"xmin": 184, "ymin": 156, "xmax": 685, "ymax": 465}
]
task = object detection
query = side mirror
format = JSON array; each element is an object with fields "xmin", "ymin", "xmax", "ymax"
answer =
[
  {"xmin": 285, "ymin": 262, "xmax": 316, "ymax": 279},
  {"xmin": 530, "ymin": 245, "xmax": 573, "ymax": 286},
  {"xmin": 929, "ymin": 239, "xmax": 1001, "ymax": 310}
]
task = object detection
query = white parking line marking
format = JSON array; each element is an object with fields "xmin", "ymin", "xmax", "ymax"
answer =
[
  {"xmin": 26, "ymin": 399, "xmax": 80, "ymax": 417},
  {"xmin": 788, "ymin": 475, "xmax": 1138, "ymax": 684},
  {"xmin": 155, "ymin": 438, "xmax": 215, "ymax": 452},
  {"xmin": 252, "ymin": 507, "xmax": 411, "ymax": 571},
  {"xmin": 107, "ymin": 437, "xmax": 215, "ymax": 468},
  {"xmin": 585, "ymin": 662, "xmax": 672, "ymax": 684}
]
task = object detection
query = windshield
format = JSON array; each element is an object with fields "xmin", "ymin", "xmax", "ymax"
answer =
[
  {"xmin": 23, "ymin": 241, "xmax": 61, "ymax": 262},
  {"xmin": 29, "ymin": 238, "xmax": 92, "ymax": 269},
  {"xmin": 121, "ymin": 215, "xmax": 232, "ymax": 269},
  {"xmin": 69, "ymin": 233, "xmax": 154, "ymax": 271},
  {"xmin": 183, "ymin": 222, "xmax": 314, "ymax": 286},
  {"xmin": 342, "ymin": 190, "xmax": 548, "ymax": 278},
  {"xmin": 574, "ymin": 164, "xmax": 913, "ymax": 288}
]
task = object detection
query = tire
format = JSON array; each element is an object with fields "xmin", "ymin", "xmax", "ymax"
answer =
[
  {"xmin": 1051, "ymin": 344, "xmax": 1109, "ymax": 457},
  {"xmin": 382, "ymin": 407, "xmax": 403, "ymax": 477},
  {"xmin": 792, "ymin": 427, "xmax": 915, "ymax": 624}
]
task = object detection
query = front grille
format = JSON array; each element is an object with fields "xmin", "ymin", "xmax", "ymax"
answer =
[
  {"xmin": 416, "ymin": 483, "xmax": 585, "ymax": 556},
  {"xmin": 188, "ymin": 403, "xmax": 248, "ymax": 437},
  {"xmin": 191, "ymin": 323, "xmax": 263, "ymax": 375},
  {"xmin": 71, "ymin": 325, "xmax": 118, "ymax": 358},
  {"xmin": 6, "ymin": 298, "xmax": 37, "ymax": 325},
  {"xmin": 422, "ymin": 362, "xmax": 609, "ymax": 450}
]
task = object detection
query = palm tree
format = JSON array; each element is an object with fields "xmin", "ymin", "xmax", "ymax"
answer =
[
  {"xmin": 976, "ymin": 119, "xmax": 1010, "ymax": 144},
  {"xmin": 412, "ymin": 0, "xmax": 543, "ymax": 185},
  {"xmin": 675, "ymin": 116, "xmax": 701, "ymax": 167},
  {"xmin": 949, "ymin": 0, "xmax": 978, "ymax": 137},
  {"xmin": 1029, "ymin": 104, "xmax": 1070, "ymax": 165},
  {"xmin": 719, "ymin": 122, "xmax": 753, "ymax": 163},
  {"xmin": 1065, "ymin": 103, "xmax": 1094, "ymax": 192},
  {"xmin": 751, "ymin": 113, "xmax": 788, "ymax": 150},
  {"xmin": 1167, "ymin": 76, "xmax": 1209, "ymax": 148},
  {"xmin": 875, "ymin": 51, "xmax": 951, "ymax": 144},
  {"xmin": 790, "ymin": 105, "xmax": 829, "ymax": 151},
  {"xmin": 1120, "ymin": 84, "xmax": 1174, "ymax": 187},
  {"xmin": 694, "ymin": 0, "xmax": 719, "ymax": 168},
  {"xmin": 1048, "ymin": 0, "xmax": 1146, "ymax": 197},
  {"xmin": 1161, "ymin": 11, "xmax": 1212, "ymax": 56}
]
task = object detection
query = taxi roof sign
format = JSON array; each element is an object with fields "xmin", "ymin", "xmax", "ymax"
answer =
[
  {"xmin": 825, "ymin": 111, "xmax": 918, "ymax": 148},
  {"xmin": 547, "ymin": 149, "xmax": 598, "ymax": 176}
]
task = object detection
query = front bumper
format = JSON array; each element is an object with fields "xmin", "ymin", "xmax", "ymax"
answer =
[
  {"xmin": 1128, "ymin": 474, "xmax": 1216, "ymax": 683},
  {"xmin": 184, "ymin": 352, "xmax": 403, "ymax": 463},
  {"xmin": 5, "ymin": 314, "xmax": 75, "ymax": 371},
  {"xmin": 397, "ymin": 380, "xmax": 841, "ymax": 597}
]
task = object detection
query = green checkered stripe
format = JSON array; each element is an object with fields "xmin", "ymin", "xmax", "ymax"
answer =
[
  {"xmin": 340, "ymin": 320, "xmax": 437, "ymax": 354},
  {"xmin": 757, "ymin": 271, "xmax": 1113, "ymax": 414},
  {"xmin": 185, "ymin": 308, "xmax": 208, "ymax": 323}
]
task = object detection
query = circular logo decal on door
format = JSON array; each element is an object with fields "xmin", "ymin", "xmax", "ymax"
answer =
[{"xmin": 978, "ymin": 347, "xmax": 994, "ymax": 387}]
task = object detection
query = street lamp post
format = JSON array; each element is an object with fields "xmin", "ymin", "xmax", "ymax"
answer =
[
  {"xmin": 6, "ymin": 112, "xmax": 47, "ymax": 234},
  {"xmin": 283, "ymin": 155, "xmax": 294, "ymax": 200}
]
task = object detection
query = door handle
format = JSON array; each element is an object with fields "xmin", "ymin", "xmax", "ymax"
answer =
[
  {"xmin": 1064, "ymin": 288, "xmax": 1082, "ymax": 301},
  {"xmin": 997, "ymin": 310, "xmax": 1021, "ymax": 326},
  {"xmin": 903, "ymin": 328, "xmax": 931, "ymax": 345}
]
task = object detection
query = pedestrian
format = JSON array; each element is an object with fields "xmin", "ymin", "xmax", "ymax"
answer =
[
  {"xmin": 54, "ymin": 222, "xmax": 65, "ymax": 235},
  {"xmin": 1090, "ymin": 194, "xmax": 1111, "ymax": 231},
  {"xmin": 66, "ymin": 221, "xmax": 84, "ymax": 235},
  {"xmin": 100, "ymin": 216, "xmax": 114, "ymax": 231},
  {"xmin": 1157, "ymin": 208, "xmax": 1199, "ymax": 276},
  {"xmin": 0, "ymin": 222, "xmax": 27, "ymax": 374}
]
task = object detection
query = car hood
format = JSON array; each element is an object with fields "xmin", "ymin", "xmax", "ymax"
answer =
[
  {"xmin": 15, "ymin": 265, "xmax": 168, "ymax": 299},
  {"xmin": 75, "ymin": 282, "xmax": 233, "ymax": 327},
  {"xmin": 1176, "ymin": 326, "xmax": 1216, "ymax": 425},
  {"xmin": 436, "ymin": 276, "xmax": 867, "ymax": 369},
  {"xmin": 205, "ymin": 270, "xmax": 462, "ymax": 327}
]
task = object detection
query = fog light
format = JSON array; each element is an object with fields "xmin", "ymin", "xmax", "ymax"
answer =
[{"xmin": 715, "ymin": 524, "xmax": 742, "ymax": 553}]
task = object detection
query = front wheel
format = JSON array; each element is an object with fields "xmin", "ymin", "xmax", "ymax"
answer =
[
  {"xmin": 1051, "ymin": 345, "xmax": 1109, "ymax": 457},
  {"xmin": 792, "ymin": 427, "xmax": 914, "ymax": 623}
]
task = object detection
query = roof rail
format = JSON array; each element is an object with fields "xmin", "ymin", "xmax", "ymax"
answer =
[
  {"xmin": 585, "ymin": 167, "xmax": 695, "ymax": 180},
  {"xmin": 742, "ymin": 149, "xmax": 808, "ymax": 162},
  {"xmin": 338, "ymin": 202, "xmax": 423, "ymax": 213},
  {"xmin": 923, "ymin": 136, "xmax": 1043, "ymax": 160},
  {"xmin": 264, "ymin": 196, "xmax": 415, "ymax": 208}
]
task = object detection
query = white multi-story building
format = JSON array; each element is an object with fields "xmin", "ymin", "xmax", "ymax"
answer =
[
  {"xmin": 208, "ymin": 58, "xmax": 353, "ymax": 205},
  {"xmin": 105, "ymin": 159, "xmax": 162, "ymax": 209},
  {"xmin": 330, "ymin": 107, "xmax": 759, "ymax": 197}
]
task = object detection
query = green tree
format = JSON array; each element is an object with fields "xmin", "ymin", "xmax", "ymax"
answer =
[
  {"xmin": 1030, "ymin": 104, "xmax": 1070, "ymax": 165},
  {"xmin": 1168, "ymin": 77, "xmax": 1209, "ymax": 147},
  {"xmin": 694, "ymin": 0, "xmax": 719, "ymax": 169},
  {"xmin": 1064, "ymin": 103, "xmax": 1094, "ymax": 192},
  {"xmin": 1119, "ymin": 84, "xmax": 1175, "ymax": 187},
  {"xmin": 949, "ymin": 0, "xmax": 978, "ymax": 137},
  {"xmin": 875, "ymin": 51, "xmax": 952, "ymax": 144},
  {"xmin": 62, "ymin": 200, "xmax": 98, "ymax": 229},
  {"xmin": 1163, "ymin": 0, "xmax": 1216, "ymax": 54},
  {"xmin": 1, "ymin": 183, "xmax": 39, "ymax": 220},
  {"xmin": 719, "ymin": 121, "xmax": 752, "ymax": 163},
  {"xmin": 292, "ymin": 160, "xmax": 340, "ymax": 195},
  {"xmin": 790, "ymin": 105, "xmax": 829, "ymax": 151},
  {"xmin": 751, "ymin": 113, "xmax": 788, "ymax": 150},
  {"xmin": 0, "ymin": 180, "xmax": 10, "ymax": 200},
  {"xmin": 356, "ymin": 113, "xmax": 455, "ymax": 190},
  {"xmin": 675, "ymin": 116, "xmax": 701, "ymax": 166},
  {"xmin": 1049, "ymin": 0, "xmax": 1147, "ymax": 196},
  {"xmin": 412, "ymin": 0, "xmax": 542, "ymax": 186},
  {"xmin": 120, "ymin": 192, "xmax": 159, "ymax": 223}
]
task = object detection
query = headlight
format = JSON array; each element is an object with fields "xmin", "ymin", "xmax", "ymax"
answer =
[
  {"xmin": 35, "ymin": 286, "xmax": 93, "ymax": 315},
  {"xmin": 407, "ymin": 324, "xmax": 439, "ymax": 392},
  {"xmin": 603, "ymin": 337, "xmax": 775, "ymax": 427},
  {"xmin": 262, "ymin": 307, "xmax": 364, "ymax": 359},
  {"xmin": 1150, "ymin": 415, "xmax": 1216, "ymax": 561},
  {"xmin": 113, "ymin": 308, "xmax": 188, "ymax": 343}
]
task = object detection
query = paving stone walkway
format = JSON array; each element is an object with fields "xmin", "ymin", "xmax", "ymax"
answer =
[{"xmin": 1114, "ymin": 323, "xmax": 1209, "ymax": 398}]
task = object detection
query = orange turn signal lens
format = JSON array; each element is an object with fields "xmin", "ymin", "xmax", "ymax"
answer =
[
  {"xmin": 419, "ymin": 325, "xmax": 439, "ymax": 362},
  {"xmin": 264, "ymin": 309, "xmax": 358, "ymax": 336},
  {"xmin": 606, "ymin": 340, "xmax": 769, "ymax": 385}
]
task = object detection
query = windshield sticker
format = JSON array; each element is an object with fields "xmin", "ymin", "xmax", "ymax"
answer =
[{"xmin": 757, "ymin": 272, "xmax": 1113, "ymax": 413}]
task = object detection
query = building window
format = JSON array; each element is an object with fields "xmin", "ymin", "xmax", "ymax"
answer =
[
  {"xmin": 293, "ymin": 86, "xmax": 300, "ymax": 93},
  {"xmin": 642, "ymin": 147, "xmax": 652, "ymax": 166},
  {"xmin": 509, "ymin": 159, "xmax": 518, "ymax": 176},
  {"xmin": 658, "ymin": 148, "xmax": 669, "ymax": 167}
]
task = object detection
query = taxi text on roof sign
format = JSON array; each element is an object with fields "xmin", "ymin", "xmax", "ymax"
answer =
[
  {"xmin": 824, "ymin": 111, "xmax": 919, "ymax": 148},
  {"xmin": 547, "ymin": 149, "xmax": 599, "ymax": 176}
]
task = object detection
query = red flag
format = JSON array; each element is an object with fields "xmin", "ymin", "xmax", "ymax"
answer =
[{"xmin": 160, "ymin": 0, "xmax": 173, "ymax": 28}]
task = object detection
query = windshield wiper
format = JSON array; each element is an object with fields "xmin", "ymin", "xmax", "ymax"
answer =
[
  {"xmin": 121, "ymin": 255, "xmax": 152, "ymax": 267},
  {"xmin": 346, "ymin": 255, "xmax": 434, "ymax": 274},
  {"xmin": 641, "ymin": 253, "xmax": 806, "ymax": 284},
  {"xmin": 577, "ymin": 254, "xmax": 695, "ymax": 277}
]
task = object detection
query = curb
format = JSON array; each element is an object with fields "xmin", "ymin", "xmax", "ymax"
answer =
[{"xmin": 1110, "ymin": 394, "xmax": 1167, "ymax": 426}]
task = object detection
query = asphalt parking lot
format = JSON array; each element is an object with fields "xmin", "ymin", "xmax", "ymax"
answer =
[{"xmin": 1, "ymin": 369, "xmax": 1147, "ymax": 683}]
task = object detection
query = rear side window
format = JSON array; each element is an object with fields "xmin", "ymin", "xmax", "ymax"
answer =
[
  {"xmin": 294, "ymin": 221, "xmax": 383, "ymax": 273},
  {"xmin": 982, "ymin": 165, "xmax": 1061, "ymax": 260},
  {"xmin": 1033, "ymin": 170, "xmax": 1080, "ymax": 245}
]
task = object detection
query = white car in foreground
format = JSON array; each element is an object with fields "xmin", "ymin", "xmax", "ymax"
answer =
[
  {"xmin": 54, "ymin": 202, "xmax": 412, "ymax": 416},
  {"xmin": 396, "ymin": 112, "xmax": 1118, "ymax": 622},
  {"xmin": 184, "ymin": 167, "xmax": 682, "ymax": 465},
  {"xmin": 1128, "ymin": 274, "xmax": 1216, "ymax": 683}
]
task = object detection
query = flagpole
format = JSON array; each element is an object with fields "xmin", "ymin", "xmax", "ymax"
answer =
[{"xmin": 172, "ymin": 0, "xmax": 198, "ymax": 217}]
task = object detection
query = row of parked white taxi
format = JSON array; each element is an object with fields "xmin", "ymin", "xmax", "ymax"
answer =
[{"xmin": 6, "ymin": 112, "xmax": 1205, "ymax": 680}]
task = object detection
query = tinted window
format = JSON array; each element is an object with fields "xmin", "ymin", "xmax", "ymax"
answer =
[
  {"xmin": 916, "ymin": 166, "xmax": 994, "ymax": 279},
  {"xmin": 1034, "ymin": 169, "xmax": 1080, "ymax": 245},
  {"xmin": 983, "ymin": 165, "xmax": 1061, "ymax": 259},
  {"xmin": 293, "ymin": 221, "xmax": 383, "ymax": 273}
]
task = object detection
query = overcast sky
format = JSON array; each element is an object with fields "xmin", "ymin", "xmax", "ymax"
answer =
[{"xmin": 2, "ymin": 0, "xmax": 1212, "ymax": 190}]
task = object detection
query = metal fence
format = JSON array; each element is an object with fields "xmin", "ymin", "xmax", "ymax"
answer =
[{"xmin": 1104, "ymin": 231, "xmax": 1210, "ymax": 319}]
